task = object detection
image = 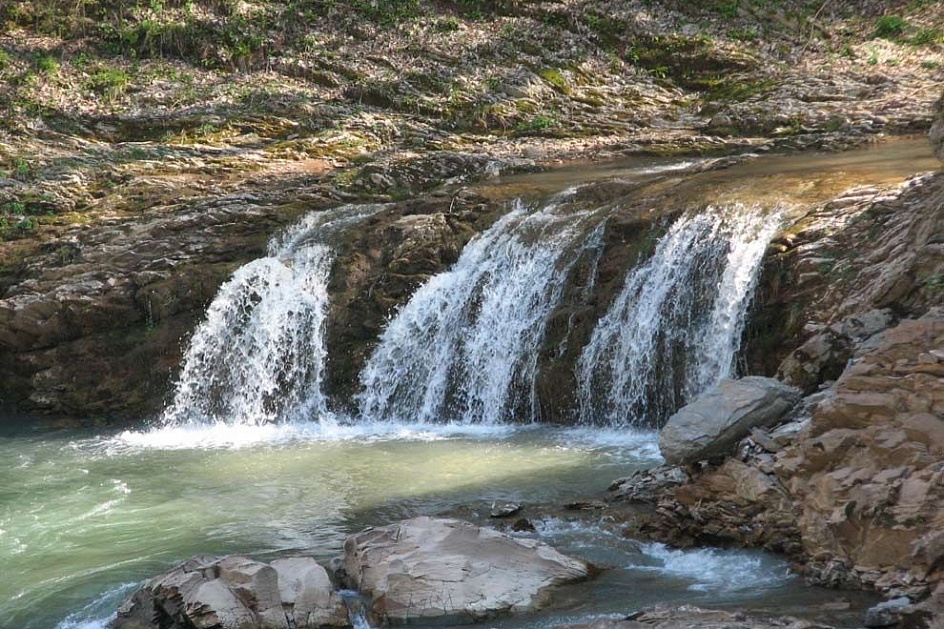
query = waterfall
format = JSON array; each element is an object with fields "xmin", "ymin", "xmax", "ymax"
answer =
[
  {"xmin": 577, "ymin": 204, "xmax": 782, "ymax": 427},
  {"xmin": 161, "ymin": 205, "xmax": 382, "ymax": 426},
  {"xmin": 358, "ymin": 195, "xmax": 597, "ymax": 425}
]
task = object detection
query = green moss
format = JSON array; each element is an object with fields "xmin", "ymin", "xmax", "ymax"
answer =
[
  {"xmin": 702, "ymin": 76, "xmax": 777, "ymax": 103},
  {"xmin": 911, "ymin": 28, "xmax": 943, "ymax": 45},
  {"xmin": 538, "ymin": 68, "xmax": 570, "ymax": 94}
]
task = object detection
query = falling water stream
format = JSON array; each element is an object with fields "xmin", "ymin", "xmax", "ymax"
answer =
[
  {"xmin": 3, "ymin": 139, "xmax": 934, "ymax": 629},
  {"xmin": 358, "ymin": 192, "xmax": 599, "ymax": 424},
  {"xmin": 578, "ymin": 204, "xmax": 784, "ymax": 426}
]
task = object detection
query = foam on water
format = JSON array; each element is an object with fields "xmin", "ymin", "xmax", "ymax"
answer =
[
  {"xmin": 53, "ymin": 582, "xmax": 137, "ymax": 629},
  {"xmin": 634, "ymin": 542, "xmax": 793, "ymax": 593},
  {"xmin": 104, "ymin": 418, "xmax": 522, "ymax": 452}
]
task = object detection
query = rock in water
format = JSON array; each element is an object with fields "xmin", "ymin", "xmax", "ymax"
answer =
[
  {"xmin": 340, "ymin": 516, "xmax": 591, "ymax": 623},
  {"xmin": 864, "ymin": 597, "xmax": 911, "ymax": 627},
  {"xmin": 111, "ymin": 555, "xmax": 349, "ymax": 629},
  {"xmin": 659, "ymin": 376, "xmax": 801, "ymax": 465}
]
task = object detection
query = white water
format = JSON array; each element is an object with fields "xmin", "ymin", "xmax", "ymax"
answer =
[
  {"xmin": 578, "ymin": 204, "xmax": 783, "ymax": 427},
  {"xmin": 162, "ymin": 205, "xmax": 382, "ymax": 426},
  {"xmin": 358, "ymin": 194, "xmax": 598, "ymax": 424}
]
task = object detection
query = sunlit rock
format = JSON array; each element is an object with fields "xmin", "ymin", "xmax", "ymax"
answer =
[
  {"xmin": 339, "ymin": 516, "xmax": 591, "ymax": 623},
  {"xmin": 111, "ymin": 555, "xmax": 349, "ymax": 629},
  {"xmin": 659, "ymin": 376, "xmax": 801, "ymax": 465}
]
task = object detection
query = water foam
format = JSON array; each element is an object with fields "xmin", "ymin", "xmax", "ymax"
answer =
[
  {"xmin": 105, "ymin": 418, "xmax": 520, "ymax": 452},
  {"xmin": 53, "ymin": 582, "xmax": 137, "ymax": 629},
  {"xmin": 634, "ymin": 542, "xmax": 792, "ymax": 593}
]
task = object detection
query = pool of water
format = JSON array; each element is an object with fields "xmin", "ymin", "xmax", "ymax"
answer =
[{"xmin": 0, "ymin": 420, "xmax": 876, "ymax": 629}]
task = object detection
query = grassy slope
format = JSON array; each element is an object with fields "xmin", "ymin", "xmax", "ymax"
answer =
[{"xmin": 0, "ymin": 0, "xmax": 941, "ymax": 245}]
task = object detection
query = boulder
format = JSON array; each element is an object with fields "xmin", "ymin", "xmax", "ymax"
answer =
[
  {"xmin": 339, "ymin": 516, "xmax": 591, "ymax": 623},
  {"xmin": 111, "ymin": 555, "xmax": 349, "ymax": 629},
  {"xmin": 659, "ymin": 376, "xmax": 801, "ymax": 465}
]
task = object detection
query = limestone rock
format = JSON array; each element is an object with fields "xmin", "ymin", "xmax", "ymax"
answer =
[
  {"xmin": 340, "ymin": 516, "xmax": 591, "ymax": 623},
  {"xmin": 111, "ymin": 555, "xmax": 349, "ymax": 629},
  {"xmin": 659, "ymin": 377, "xmax": 801, "ymax": 465}
]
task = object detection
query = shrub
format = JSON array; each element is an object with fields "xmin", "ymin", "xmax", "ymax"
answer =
[{"xmin": 874, "ymin": 15, "xmax": 908, "ymax": 39}]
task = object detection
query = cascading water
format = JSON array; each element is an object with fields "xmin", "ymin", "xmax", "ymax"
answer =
[
  {"xmin": 577, "ymin": 203, "xmax": 783, "ymax": 427},
  {"xmin": 358, "ymin": 194, "xmax": 599, "ymax": 425},
  {"xmin": 161, "ymin": 205, "xmax": 382, "ymax": 426}
]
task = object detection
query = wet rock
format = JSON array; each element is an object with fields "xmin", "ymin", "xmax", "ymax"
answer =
[
  {"xmin": 489, "ymin": 502, "xmax": 523, "ymax": 518},
  {"xmin": 339, "ymin": 516, "xmax": 591, "ymax": 623},
  {"xmin": 659, "ymin": 376, "xmax": 801, "ymax": 465},
  {"xmin": 609, "ymin": 466, "xmax": 691, "ymax": 504},
  {"xmin": 864, "ymin": 597, "xmax": 911, "ymax": 627},
  {"xmin": 557, "ymin": 604, "xmax": 833, "ymax": 629},
  {"xmin": 111, "ymin": 555, "xmax": 349, "ymax": 629}
]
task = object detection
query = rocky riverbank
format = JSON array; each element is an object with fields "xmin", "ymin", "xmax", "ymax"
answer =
[{"xmin": 604, "ymin": 121, "xmax": 944, "ymax": 624}]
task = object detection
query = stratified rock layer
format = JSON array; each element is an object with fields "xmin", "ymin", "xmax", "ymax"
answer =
[
  {"xmin": 111, "ymin": 555, "xmax": 349, "ymax": 629},
  {"xmin": 340, "ymin": 516, "xmax": 591, "ymax": 623}
]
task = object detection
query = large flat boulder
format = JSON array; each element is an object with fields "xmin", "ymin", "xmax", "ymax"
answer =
[
  {"xmin": 111, "ymin": 555, "xmax": 349, "ymax": 629},
  {"xmin": 659, "ymin": 376, "xmax": 801, "ymax": 465},
  {"xmin": 340, "ymin": 516, "xmax": 591, "ymax": 624}
]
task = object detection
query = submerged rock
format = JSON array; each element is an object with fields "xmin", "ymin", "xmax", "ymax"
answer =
[
  {"xmin": 111, "ymin": 555, "xmax": 349, "ymax": 629},
  {"xmin": 339, "ymin": 516, "xmax": 591, "ymax": 623},
  {"xmin": 658, "ymin": 376, "xmax": 801, "ymax": 465}
]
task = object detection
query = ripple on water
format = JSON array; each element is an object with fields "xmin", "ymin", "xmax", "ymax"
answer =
[{"xmin": 53, "ymin": 582, "xmax": 137, "ymax": 629}]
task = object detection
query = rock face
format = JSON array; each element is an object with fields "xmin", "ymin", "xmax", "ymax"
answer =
[
  {"xmin": 778, "ymin": 311, "xmax": 944, "ymax": 594},
  {"xmin": 931, "ymin": 89, "xmax": 944, "ymax": 161},
  {"xmin": 658, "ymin": 377, "xmax": 801, "ymax": 465},
  {"xmin": 111, "ymin": 555, "xmax": 349, "ymax": 629},
  {"xmin": 339, "ymin": 516, "xmax": 591, "ymax": 623},
  {"xmin": 0, "ymin": 194, "xmax": 315, "ymax": 419}
]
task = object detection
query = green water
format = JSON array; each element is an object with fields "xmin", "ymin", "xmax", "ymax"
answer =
[
  {"xmin": 0, "ymin": 421, "xmax": 659, "ymax": 628},
  {"xmin": 0, "ymin": 421, "xmax": 877, "ymax": 629}
]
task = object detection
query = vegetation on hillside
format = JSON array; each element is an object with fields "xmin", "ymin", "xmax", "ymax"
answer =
[{"xmin": 0, "ymin": 0, "xmax": 941, "ymax": 241}]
